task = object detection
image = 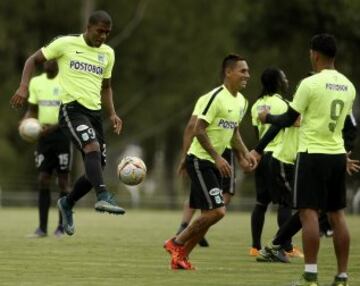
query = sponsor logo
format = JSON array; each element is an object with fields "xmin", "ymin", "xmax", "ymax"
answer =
[
  {"xmin": 76, "ymin": 125, "xmax": 89, "ymax": 132},
  {"xmin": 326, "ymin": 83, "xmax": 348, "ymax": 92},
  {"xmin": 209, "ymin": 188, "xmax": 222, "ymax": 196},
  {"xmin": 69, "ymin": 60, "xmax": 103, "ymax": 75},
  {"xmin": 218, "ymin": 119, "xmax": 238, "ymax": 129}
]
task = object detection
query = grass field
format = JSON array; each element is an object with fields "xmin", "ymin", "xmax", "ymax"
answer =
[{"xmin": 0, "ymin": 208, "xmax": 359, "ymax": 286}]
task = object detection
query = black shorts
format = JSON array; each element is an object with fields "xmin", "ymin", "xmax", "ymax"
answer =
[
  {"xmin": 293, "ymin": 152, "xmax": 347, "ymax": 211},
  {"xmin": 221, "ymin": 148, "xmax": 236, "ymax": 195},
  {"xmin": 59, "ymin": 101, "xmax": 106, "ymax": 166},
  {"xmin": 186, "ymin": 155, "xmax": 225, "ymax": 210},
  {"xmin": 268, "ymin": 157, "xmax": 294, "ymax": 207},
  {"xmin": 254, "ymin": 152, "xmax": 273, "ymax": 205},
  {"xmin": 35, "ymin": 128, "xmax": 72, "ymax": 174}
]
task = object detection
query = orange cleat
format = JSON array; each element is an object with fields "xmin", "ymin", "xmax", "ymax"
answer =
[
  {"xmin": 249, "ymin": 247, "xmax": 260, "ymax": 257},
  {"xmin": 164, "ymin": 238, "xmax": 195, "ymax": 270},
  {"xmin": 286, "ymin": 246, "xmax": 304, "ymax": 258}
]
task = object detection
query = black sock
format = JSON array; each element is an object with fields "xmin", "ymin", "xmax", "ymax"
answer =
[
  {"xmin": 39, "ymin": 188, "xmax": 50, "ymax": 233},
  {"xmin": 84, "ymin": 151, "xmax": 106, "ymax": 194},
  {"xmin": 67, "ymin": 175, "xmax": 93, "ymax": 206},
  {"xmin": 273, "ymin": 211, "xmax": 302, "ymax": 246},
  {"xmin": 251, "ymin": 204, "xmax": 267, "ymax": 249},
  {"xmin": 176, "ymin": 222, "xmax": 189, "ymax": 235},
  {"xmin": 277, "ymin": 205, "xmax": 293, "ymax": 251}
]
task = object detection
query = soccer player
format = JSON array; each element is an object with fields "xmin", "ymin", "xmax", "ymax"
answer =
[
  {"xmin": 10, "ymin": 10, "xmax": 125, "ymax": 236},
  {"xmin": 253, "ymin": 34, "xmax": 358, "ymax": 286},
  {"xmin": 24, "ymin": 60, "xmax": 72, "ymax": 238},
  {"xmin": 249, "ymin": 67, "xmax": 295, "ymax": 257},
  {"xmin": 255, "ymin": 111, "xmax": 357, "ymax": 264},
  {"xmin": 175, "ymin": 90, "xmax": 250, "ymax": 247},
  {"xmin": 164, "ymin": 54, "xmax": 258, "ymax": 270}
]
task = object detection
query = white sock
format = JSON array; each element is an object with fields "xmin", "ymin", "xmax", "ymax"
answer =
[
  {"xmin": 305, "ymin": 264, "xmax": 317, "ymax": 273},
  {"xmin": 337, "ymin": 273, "xmax": 348, "ymax": 279}
]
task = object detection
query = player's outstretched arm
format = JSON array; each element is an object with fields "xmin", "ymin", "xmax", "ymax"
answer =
[
  {"xmin": 101, "ymin": 78, "xmax": 122, "ymax": 135},
  {"xmin": 10, "ymin": 50, "xmax": 46, "ymax": 109}
]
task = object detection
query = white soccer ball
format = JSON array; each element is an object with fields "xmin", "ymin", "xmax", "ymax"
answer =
[
  {"xmin": 117, "ymin": 156, "xmax": 147, "ymax": 186},
  {"xmin": 18, "ymin": 118, "xmax": 42, "ymax": 143}
]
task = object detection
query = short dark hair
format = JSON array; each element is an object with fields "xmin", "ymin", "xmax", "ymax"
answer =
[
  {"xmin": 259, "ymin": 67, "xmax": 283, "ymax": 98},
  {"xmin": 221, "ymin": 54, "xmax": 245, "ymax": 80},
  {"xmin": 88, "ymin": 10, "xmax": 112, "ymax": 26},
  {"xmin": 310, "ymin": 33, "xmax": 337, "ymax": 58}
]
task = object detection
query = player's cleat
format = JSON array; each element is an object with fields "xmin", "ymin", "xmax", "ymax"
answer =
[
  {"xmin": 330, "ymin": 276, "xmax": 348, "ymax": 286},
  {"xmin": 286, "ymin": 246, "xmax": 304, "ymax": 258},
  {"xmin": 164, "ymin": 238, "xmax": 195, "ymax": 270},
  {"xmin": 256, "ymin": 248, "xmax": 274, "ymax": 262},
  {"xmin": 94, "ymin": 191, "xmax": 126, "ymax": 215},
  {"xmin": 57, "ymin": 197, "xmax": 75, "ymax": 236},
  {"xmin": 290, "ymin": 273, "xmax": 319, "ymax": 286},
  {"xmin": 54, "ymin": 225, "xmax": 65, "ymax": 238},
  {"xmin": 198, "ymin": 237, "xmax": 209, "ymax": 247},
  {"xmin": 249, "ymin": 247, "xmax": 260, "ymax": 256},
  {"xmin": 26, "ymin": 227, "xmax": 47, "ymax": 238},
  {"xmin": 263, "ymin": 243, "xmax": 290, "ymax": 263},
  {"xmin": 164, "ymin": 237, "xmax": 178, "ymax": 254}
]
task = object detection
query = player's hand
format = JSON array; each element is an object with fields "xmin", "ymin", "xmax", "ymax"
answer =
[
  {"xmin": 245, "ymin": 151, "xmax": 258, "ymax": 171},
  {"xmin": 214, "ymin": 155, "xmax": 232, "ymax": 177},
  {"xmin": 10, "ymin": 85, "xmax": 28, "ymax": 108},
  {"xmin": 346, "ymin": 151, "xmax": 360, "ymax": 175},
  {"xmin": 250, "ymin": 149, "xmax": 262, "ymax": 162},
  {"xmin": 238, "ymin": 156, "xmax": 252, "ymax": 173},
  {"xmin": 258, "ymin": 109, "xmax": 269, "ymax": 124},
  {"xmin": 110, "ymin": 113, "xmax": 122, "ymax": 135}
]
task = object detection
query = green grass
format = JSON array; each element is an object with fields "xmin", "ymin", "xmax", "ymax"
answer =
[{"xmin": 0, "ymin": 208, "xmax": 359, "ymax": 286}]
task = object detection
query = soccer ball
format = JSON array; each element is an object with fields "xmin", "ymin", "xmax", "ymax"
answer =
[
  {"xmin": 117, "ymin": 156, "xmax": 147, "ymax": 186},
  {"xmin": 18, "ymin": 118, "xmax": 42, "ymax": 143}
]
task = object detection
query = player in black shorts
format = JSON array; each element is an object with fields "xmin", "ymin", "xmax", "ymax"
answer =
[
  {"xmin": 11, "ymin": 11, "xmax": 125, "ymax": 236},
  {"xmin": 23, "ymin": 60, "xmax": 72, "ymax": 238}
]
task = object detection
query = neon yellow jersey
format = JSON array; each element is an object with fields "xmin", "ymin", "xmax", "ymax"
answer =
[
  {"xmin": 290, "ymin": 69, "xmax": 356, "ymax": 154},
  {"xmin": 41, "ymin": 34, "xmax": 115, "ymax": 110},
  {"xmin": 272, "ymin": 126, "xmax": 299, "ymax": 164},
  {"xmin": 188, "ymin": 85, "xmax": 247, "ymax": 162},
  {"xmin": 251, "ymin": 94, "xmax": 287, "ymax": 152},
  {"xmin": 28, "ymin": 73, "xmax": 61, "ymax": 125},
  {"xmin": 192, "ymin": 95, "xmax": 207, "ymax": 116}
]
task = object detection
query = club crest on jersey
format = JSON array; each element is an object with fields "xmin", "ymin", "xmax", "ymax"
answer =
[{"xmin": 98, "ymin": 53, "xmax": 105, "ymax": 63}]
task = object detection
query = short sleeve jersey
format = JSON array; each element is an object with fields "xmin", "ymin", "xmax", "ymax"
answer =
[
  {"xmin": 251, "ymin": 94, "xmax": 288, "ymax": 152},
  {"xmin": 188, "ymin": 85, "xmax": 247, "ymax": 162},
  {"xmin": 41, "ymin": 34, "xmax": 115, "ymax": 110},
  {"xmin": 28, "ymin": 73, "xmax": 61, "ymax": 125},
  {"xmin": 290, "ymin": 69, "xmax": 356, "ymax": 154}
]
